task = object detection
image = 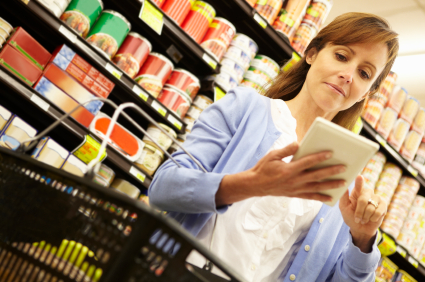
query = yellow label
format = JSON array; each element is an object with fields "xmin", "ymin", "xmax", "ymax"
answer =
[
  {"xmin": 73, "ymin": 135, "xmax": 107, "ymax": 165},
  {"xmin": 130, "ymin": 166, "xmax": 146, "ymax": 182},
  {"xmin": 280, "ymin": 14, "xmax": 295, "ymax": 27},
  {"xmin": 256, "ymin": 0, "xmax": 267, "ymax": 6},
  {"xmin": 254, "ymin": 13, "xmax": 267, "ymax": 29},
  {"xmin": 214, "ymin": 86, "xmax": 226, "ymax": 101},
  {"xmin": 192, "ymin": 2, "xmax": 216, "ymax": 22},
  {"xmin": 378, "ymin": 233, "xmax": 397, "ymax": 256},
  {"xmin": 307, "ymin": 8, "xmax": 320, "ymax": 18},
  {"xmin": 210, "ymin": 22, "xmax": 220, "ymax": 29},
  {"xmin": 139, "ymin": 0, "xmax": 164, "ymax": 35},
  {"xmin": 282, "ymin": 52, "xmax": 301, "ymax": 72}
]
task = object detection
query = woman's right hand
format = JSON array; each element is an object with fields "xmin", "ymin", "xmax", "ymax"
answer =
[{"xmin": 216, "ymin": 142, "xmax": 346, "ymax": 206}]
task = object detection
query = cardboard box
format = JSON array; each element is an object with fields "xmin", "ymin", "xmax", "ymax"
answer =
[
  {"xmin": 34, "ymin": 76, "xmax": 95, "ymax": 128},
  {"xmin": 0, "ymin": 104, "xmax": 12, "ymax": 132},
  {"xmin": 0, "ymin": 44, "xmax": 43, "ymax": 86},
  {"xmin": 43, "ymin": 63, "xmax": 103, "ymax": 115},
  {"xmin": 51, "ymin": 45, "xmax": 115, "ymax": 94},
  {"xmin": 31, "ymin": 137, "xmax": 69, "ymax": 168},
  {"xmin": 0, "ymin": 115, "xmax": 37, "ymax": 151},
  {"xmin": 7, "ymin": 27, "xmax": 51, "ymax": 70},
  {"xmin": 61, "ymin": 154, "xmax": 88, "ymax": 177}
]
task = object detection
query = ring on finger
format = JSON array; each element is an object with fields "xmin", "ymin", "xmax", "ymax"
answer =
[{"xmin": 368, "ymin": 198, "xmax": 378, "ymax": 209}]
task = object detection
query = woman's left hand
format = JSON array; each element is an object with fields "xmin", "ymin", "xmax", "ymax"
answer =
[{"xmin": 339, "ymin": 175, "xmax": 387, "ymax": 252}]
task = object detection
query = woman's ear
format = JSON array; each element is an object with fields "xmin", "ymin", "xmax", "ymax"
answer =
[{"xmin": 306, "ymin": 47, "xmax": 318, "ymax": 65}]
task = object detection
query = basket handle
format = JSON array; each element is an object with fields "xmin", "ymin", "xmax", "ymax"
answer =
[{"xmin": 18, "ymin": 97, "xmax": 207, "ymax": 175}]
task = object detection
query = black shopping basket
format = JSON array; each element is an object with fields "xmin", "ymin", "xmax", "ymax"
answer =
[{"xmin": 0, "ymin": 100, "xmax": 245, "ymax": 282}]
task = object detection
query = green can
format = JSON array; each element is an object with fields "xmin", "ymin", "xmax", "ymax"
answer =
[
  {"xmin": 86, "ymin": 10, "xmax": 131, "ymax": 59},
  {"xmin": 60, "ymin": 0, "xmax": 104, "ymax": 38}
]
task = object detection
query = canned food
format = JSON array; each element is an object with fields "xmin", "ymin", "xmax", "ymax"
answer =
[
  {"xmin": 135, "ymin": 53, "xmax": 174, "ymax": 98},
  {"xmin": 230, "ymin": 33, "xmax": 259, "ymax": 59},
  {"xmin": 387, "ymin": 86, "xmax": 407, "ymax": 114},
  {"xmin": 135, "ymin": 143, "xmax": 164, "ymax": 176},
  {"xmin": 220, "ymin": 58, "xmax": 245, "ymax": 82},
  {"xmin": 401, "ymin": 219, "xmax": 421, "ymax": 233},
  {"xmin": 143, "ymin": 123, "xmax": 177, "ymax": 150},
  {"xmin": 407, "ymin": 207, "xmax": 425, "ymax": 221},
  {"xmin": 379, "ymin": 73, "xmax": 397, "ymax": 103},
  {"xmin": 165, "ymin": 69, "xmax": 200, "ymax": 100},
  {"xmin": 112, "ymin": 32, "xmax": 152, "ymax": 79},
  {"xmin": 373, "ymin": 151, "xmax": 387, "ymax": 164},
  {"xmin": 399, "ymin": 177, "xmax": 420, "ymax": 191},
  {"xmin": 255, "ymin": 0, "xmax": 283, "ymax": 24},
  {"xmin": 250, "ymin": 55, "xmax": 280, "ymax": 78},
  {"xmin": 212, "ymin": 70, "xmax": 238, "ymax": 92},
  {"xmin": 272, "ymin": 0, "xmax": 310, "ymax": 40},
  {"xmin": 201, "ymin": 17, "xmax": 236, "ymax": 61},
  {"xmin": 244, "ymin": 66, "xmax": 272, "ymax": 85},
  {"xmin": 393, "ymin": 270, "xmax": 417, "ymax": 282},
  {"xmin": 411, "ymin": 239, "xmax": 425, "ymax": 259},
  {"xmin": 413, "ymin": 195, "xmax": 425, "ymax": 208},
  {"xmin": 392, "ymin": 195, "xmax": 412, "ymax": 210},
  {"xmin": 376, "ymin": 107, "xmax": 398, "ymax": 139},
  {"xmin": 245, "ymin": 0, "xmax": 257, "ymax": 7},
  {"xmin": 86, "ymin": 10, "xmax": 131, "ymax": 59},
  {"xmin": 152, "ymin": 0, "xmax": 166, "ymax": 8},
  {"xmin": 362, "ymin": 100, "xmax": 384, "ymax": 128},
  {"xmin": 380, "ymin": 222, "xmax": 401, "ymax": 239},
  {"xmin": 0, "ymin": 34, "xmax": 5, "ymax": 46},
  {"xmin": 412, "ymin": 108, "xmax": 425, "ymax": 134},
  {"xmin": 181, "ymin": 1, "xmax": 216, "ymax": 44},
  {"xmin": 387, "ymin": 204, "xmax": 409, "ymax": 219},
  {"xmin": 193, "ymin": 95, "xmax": 213, "ymax": 110},
  {"xmin": 183, "ymin": 115, "xmax": 196, "ymax": 132},
  {"xmin": 0, "ymin": 17, "xmax": 13, "ymax": 34},
  {"xmin": 375, "ymin": 257, "xmax": 398, "ymax": 282},
  {"xmin": 240, "ymin": 77, "xmax": 264, "ymax": 92},
  {"xmin": 400, "ymin": 130, "xmax": 423, "ymax": 163},
  {"xmin": 291, "ymin": 20, "xmax": 318, "ymax": 56},
  {"xmin": 384, "ymin": 214, "xmax": 404, "ymax": 228},
  {"xmin": 400, "ymin": 96, "xmax": 420, "ymax": 124},
  {"xmin": 414, "ymin": 143, "xmax": 425, "ymax": 166},
  {"xmin": 224, "ymin": 45, "xmax": 252, "ymax": 69},
  {"xmin": 397, "ymin": 231, "xmax": 417, "ymax": 250},
  {"xmin": 162, "ymin": 0, "xmax": 195, "ymax": 26},
  {"xmin": 0, "ymin": 27, "xmax": 9, "ymax": 40},
  {"xmin": 186, "ymin": 104, "xmax": 203, "ymax": 120},
  {"xmin": 157, "ymin": 86, "xmax": 192, "ymax": 118},
  {"xmin": 361, "ymin": 167, "xmax": 380, "ymax": 183},
  {"xmin": 304, "ymin": 0, "xmax": 333, "ymax": 30},
  {"xmin": 61, "ymin": 0, "xmax": 103, "ymax": 38},
  {"xmin": 388, "ymin": 118, "xmax": 410, "ymax": 151},
  {"xmin": 111, "ymin": 179, "xmax": 140, "ymax": 199}
]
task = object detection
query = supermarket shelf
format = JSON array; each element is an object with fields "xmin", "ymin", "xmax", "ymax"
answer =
[
  {"xmin": 208, "ymin": 0, "xmax": 299, "ymax": 63},
  {"xmin": 199, "ymin": 79, "xmax": 228, "ymax": 102},
  {"xmin": 104, "ymin": 0, "xmax": 221, "ymax": 76},
  {"xmin": 0, "ymin": 65, "xmax": 152, "ymax": 190},
  {"xmin": 361, "ymin": 118, "xmax": 425, "ymax": 192},
  {"xmin": 3, "ymin": 0, "xmax": 186, "ymax": 134}
]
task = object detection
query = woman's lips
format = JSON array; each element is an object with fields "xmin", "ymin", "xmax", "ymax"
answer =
[{"xmin": 326, "ymin": 83, "xmax": 346, "ymax": 97}]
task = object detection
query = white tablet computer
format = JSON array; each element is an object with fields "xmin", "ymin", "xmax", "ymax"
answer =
[{"xmin": 292, "ymin": 117, "xmax": 380, "ymax": 206}]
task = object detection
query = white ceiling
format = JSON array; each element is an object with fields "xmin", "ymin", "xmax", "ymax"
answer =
[{"xmin": 324, "ymin": 0, "xmax": 425, "ymax": 105}]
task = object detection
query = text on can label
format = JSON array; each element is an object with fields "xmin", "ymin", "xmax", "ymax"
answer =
[
  {"xmin": 202, "ymin": 53, "xmax": 217, "ymax": 70},
  {"xmin": 30, "ymin": 94, "xmax": 50, "ymax": 112},
  {"xmin": 73, "ymin": 135, "xmax": 107, "ymax": 164},
  {"xmin": 130, "ymin": 166, "xmax": 146, "ymax": 182},
  {"xmin": 253, "ymin": 13, "xmax": 267, "ymax": 29},
  {"xmin": 151, "ymin": 100, "xmax": 167, "ymax": 117},
  {"xmin": 59, "ymin": 25, "xmax": 77, "ymax": 44},
  {"xmin": 132, "ymin": 84, "xmax": 149, "ymax": 102},
  {"xmin": 139, "ymin": 0, "xmax": 164, "ymax": 35},
  {"xmin": 105, "ymin": 63, "xmax": 123, "ymax": 79},
  {"xmin": 167, "ymin": 114, "xmax": 182, "ymax": 130}
]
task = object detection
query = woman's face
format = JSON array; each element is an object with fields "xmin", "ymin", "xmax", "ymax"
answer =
[{"xmin": 305, "ymin": 42, "xmax": 388, "ymax": 114}]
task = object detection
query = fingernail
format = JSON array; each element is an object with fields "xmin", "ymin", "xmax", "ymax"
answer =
[
  {"xmin": 339, "ymin": 181, "xmax": 347, "ymax": 187},
  {"xmin": 326, "ymin": 152, "xmax": 332, "ymax": 159},
  {"xmin": 355, "ymin": 217, "xmax": 361, "ymax": 223}
]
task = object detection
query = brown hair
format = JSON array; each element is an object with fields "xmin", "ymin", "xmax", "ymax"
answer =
[{"xmin": 264, "ymin": 12, "xmax": 399, "ymax": 130}]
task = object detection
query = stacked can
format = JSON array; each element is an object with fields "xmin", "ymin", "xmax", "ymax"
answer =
[
  {"xmin": 200, "ymin": 17, "xmax": 236, "ymax": 62},
  {"xmin": 362, "ymin": 98, "xmax": 384, "ymax": 128},
  {"xmin": 86, "ymin": 10, "xmax": 131, "ymax": 59},
  {"xmin": 0, "ymin": 17, "xmax": 13, "ymax": 48},
  {"xmin": 60, "ymin": 0, "xmax": 103, "ymax": 38},
  {"xmin": 412, "ymin": 143, "xmax": 425, "ymax": 175},
  {"xmin": 291, "ymin": 20, "xmax": 318, "ymax": 56},
  {"xmin": 242, "ymin": 55, "xmax": 279, "ymax": 92},
  {"xmin": 254, "ymin": 0, "xmax": 283, "ymax": 24},
  {"xmin": 374, "ymin": 163, "xmax": 403, "ymax": 205},
  {"xmin": 135, "ymin": 53, "xmax": 174, "ymax": 98},
  {"xmin": 272, "ymin": 0, "xmax": 311, "ymax": 41},
  {"xmin": 162, "ymin": 0, "xmax": 196, "ymax": 26},
  {"xmin": 181, "ymin": 1, "xmax": 216, "ymax": 43},
  {"xmin": 303, "ymin": 0, "xmax": 333, "ymax": 30},
  {"xmin": 379, "ymin": 71, "xmax": 398, "ymax": 102},
  {"xmin": 397, "ymin": 195, "xmax": 425, "ymax": 259},
  {"xmin": 361, "ymin": 152, "xmax": 386, "ymax": 190},
  {"xmin": 381, "ymin": 176, "xmax": 419, "ymax": 239},
  {"xmin": 245, "ymin": 0, "xmax": 257, "ymax": 7},
  {"xmin": 37, "ymin": 0, "xmax": 71, "ymax": 18}
]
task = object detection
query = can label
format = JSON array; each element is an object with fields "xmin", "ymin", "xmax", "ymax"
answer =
[
  {"xmin": 61, "ymin": 0, "xmax": 103, "ymax": 38},
  {"xmin": 113, "ymin": 53, "xmax": 141, "ymax": 79},
  {"xmin": 135, "ymin": 74, "xmax": 163, "ymax": 98}
]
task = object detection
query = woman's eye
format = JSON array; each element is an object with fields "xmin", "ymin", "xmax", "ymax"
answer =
[
  {"xmin": 360, "ymin": 70, "xmax": 370, "ymax": 79},
  {"xmin": 336, "ymin": 53, "xmax": 347, "ymax": 61}
]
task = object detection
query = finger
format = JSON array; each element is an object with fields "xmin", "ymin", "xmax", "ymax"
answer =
[
  {"xmin": 289, "ymin": 151, "xmax": 333, "ymax": 173},
  {"xmin": 361, "ymin": 202, "xmax": 376, "ymax": 224},
  {"xmin": 370, "ymin": 197, "xmax": 387, "ymax": 223},
  {"xmin": 271, "ymin": 142, "xmax": 299, "ymax": 160},
  {"xmin": 339, "ymin": 188, "xmax": 350, "ymax": 207},
  {"xmin": 353, "ymin": 175, "xmax": 364, "ymax": 196},
  {"xmin": 296, "ymin": 179, "xmax": 346, "ymax": 194},
  {"xmin": 295, "ymin": 164, "xmax": 346, "ymax": 184},
  {"xmin": 354, "ymin": 190, "xmax": 374, "ymax": 224},
  {"xmin": 295, "ymin": 192, "xmax": 333, "ymax": 202}
]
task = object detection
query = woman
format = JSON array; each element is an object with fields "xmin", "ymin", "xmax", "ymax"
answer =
[{"xmin": 149, "ymin": 13, "xmax": 399, "ymax": 281}]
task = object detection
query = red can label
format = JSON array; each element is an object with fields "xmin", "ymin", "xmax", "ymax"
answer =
[
  {"xmin": 181, "ymin": 1, "xmax": 216, "ymax": 43},
  {"xmin": 162, "ymin": 0, "xmax": 195, "ymax": 26},
  {"xmin": 135, "ymin": 74, "xmax": 163, "ymax": 98},
  {"xmin": 165, "ymin": 69, "xmax": 200, "ymax": 100},
  {"xmin": 201, "ymin": 18, "xmax": 236, "ymax": 61},
  {"xmin": 157, "ymin": 87, "xmax": 191, "ymax": 118}
]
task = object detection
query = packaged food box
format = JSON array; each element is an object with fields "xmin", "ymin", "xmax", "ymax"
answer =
[
  {"xmin": 34, "ymin": 77, "xmax": 95, "ymax": 128},
  {"xmin": 0, "ymin": 44, "xmax": 43, "ymax": 86},
  {"xmin": 31, "ymin": 137, "xmax": 69, "ymax": 168},
  {"xmin": 400, "ymin": 96, "xmax": 420, "ymax": 124},
  {"xmin": 89, "ymin": 113, "xmax": 144, "ymax": 162},
  {"xmin": 51, "ymin": 53, "xmax": 109, "ymax": 99},
  {"xmin": 0, "ymin": 115, "xmax": 37, "ymax": 151},
  {"xmin": 7, "ymin": 27, "xmax": 51, "ymax": 70},
  {"xmin": 50, "ymin": 44, "xmax": 115, "ymax": 94},
  {"xmin": 375, "ymin": 256, "xmax": 398, "ymax": 281},
  {"xmin": 43, "ymin": 63, "xmax": 103, "ymax": 115},
  {"xmin": 0, "ymin": 104, "xmax": 12, "ymax": 132},
  {"xmin": 61, "ymin": 154, "xmax": 88, "ymax": 177}
]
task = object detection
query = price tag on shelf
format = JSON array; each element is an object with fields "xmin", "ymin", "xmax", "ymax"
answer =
[
  {"xmin": 30, "ymin": 94, "xmax": 50, "ymax": 112},
  {"xmin": 151, "ymin": 100, "xmax": 167, "ymax": 117},
  {"xmin": 105, "ymin": 63, "xmax": 122, "ymax": 80},
  {"xmin": 139, "ymin": 0, "xmax": 164, "ymax": 35},
  {"xmin": 132, "ymin": 84, "xmax": 149, "ymax": 102},
  {"xmin": 396, "ymin": 245, "xmax": 407, "ymax": 258},
  {"xmin": 58, "ymin": 25, "xmax": 77, "ymax": 44},
  {"xmin": 375, "ymin": 134, "xmax": 387, "ymax": 147},
  {"xmin": 202, "ymin": 53, "xmax": 217, "ymax": 70},
  {"xmin": 408, "ymin": 256, "xmax": 419, "ymax": 268},
  {"xmin": 253, "ymin": 13, "xmax": 267, "ymax": 29},
  {"xmin": 73, "ymin": 135, "xmax": 107, "ymax": 164},
  {"xmin": 130, "ymin": 166, "xmax": 146, "ymax": 183},
  {"xmin": 167, "ymin": 114, "xmax": 182, "ymax": 131},
  {"xmin": 214, "ymin": 86, "xmax": 226, "ymax": 102},
  {"xmin": 407, "ymin": 165, "xmax": 419, "ymax": 177}
]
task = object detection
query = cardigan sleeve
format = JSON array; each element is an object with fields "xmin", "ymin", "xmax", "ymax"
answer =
[{"xmin": 148, "ymin": 88, "xmax": 252, "ymax": 214}]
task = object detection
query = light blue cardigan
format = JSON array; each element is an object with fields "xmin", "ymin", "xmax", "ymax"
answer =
[{"xmin": 149, "ymin": 87, "xmax": 380, "ymax": 281}]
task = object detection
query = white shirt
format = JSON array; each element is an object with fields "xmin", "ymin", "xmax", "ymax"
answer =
[{"xmin": 187, "ymin": 99, "xmax": 323, "ymax": 282}]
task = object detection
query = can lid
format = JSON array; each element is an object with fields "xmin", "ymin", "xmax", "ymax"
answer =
[
  {"xmin": 219, "ymin": 69, "xmax": 238, "ymax": 82},
  {"xmin": 174, "ymin": 69, "xmax": 200, "ymax": 85},
  {"xmin": 144, "ymin": 143, "xmax": 165, "ymax": 158},
  {"xmin": 254, "ymin": 54, "xmax": 279, "ymax": 68},
  {"xmin": 221, "ymin": 57, "xmax": 245, "ymax": 69},
  {"xmin": 163, "ymin": 85, "xmax": 192, "ymax": 103},
  {"xmin": 233, "ymin": 33, "xmax": 259, "ymax": 50},
  {"xmin": 128, "ymin": 32, "xmax": 153, "ymax": 52},
  {"xmin": 0, "ymin": 18, "xmax": 13, "ymax": 31},
  {"xmin": 213, "ymin": 17, "xmax": 236, "ymax": 33},
  {"xmin": 103, "ymin": 10, "xmax": 132, "ymax": 30},
  {"xmin": 0, "ymin": 33, "xmax": 5, "ymax": 42},
  {"xmin": 150, "ymin": 52, "xmax": 175, "ymax": 70},
  {"xmin": 156, "ymin": 122, "xmax": 177, "ymax": 139}
]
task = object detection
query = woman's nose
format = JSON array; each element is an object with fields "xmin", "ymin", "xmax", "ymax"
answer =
[{"xmin": 339, "ymin": 70, "xmax": 354, "ymax": 84}]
